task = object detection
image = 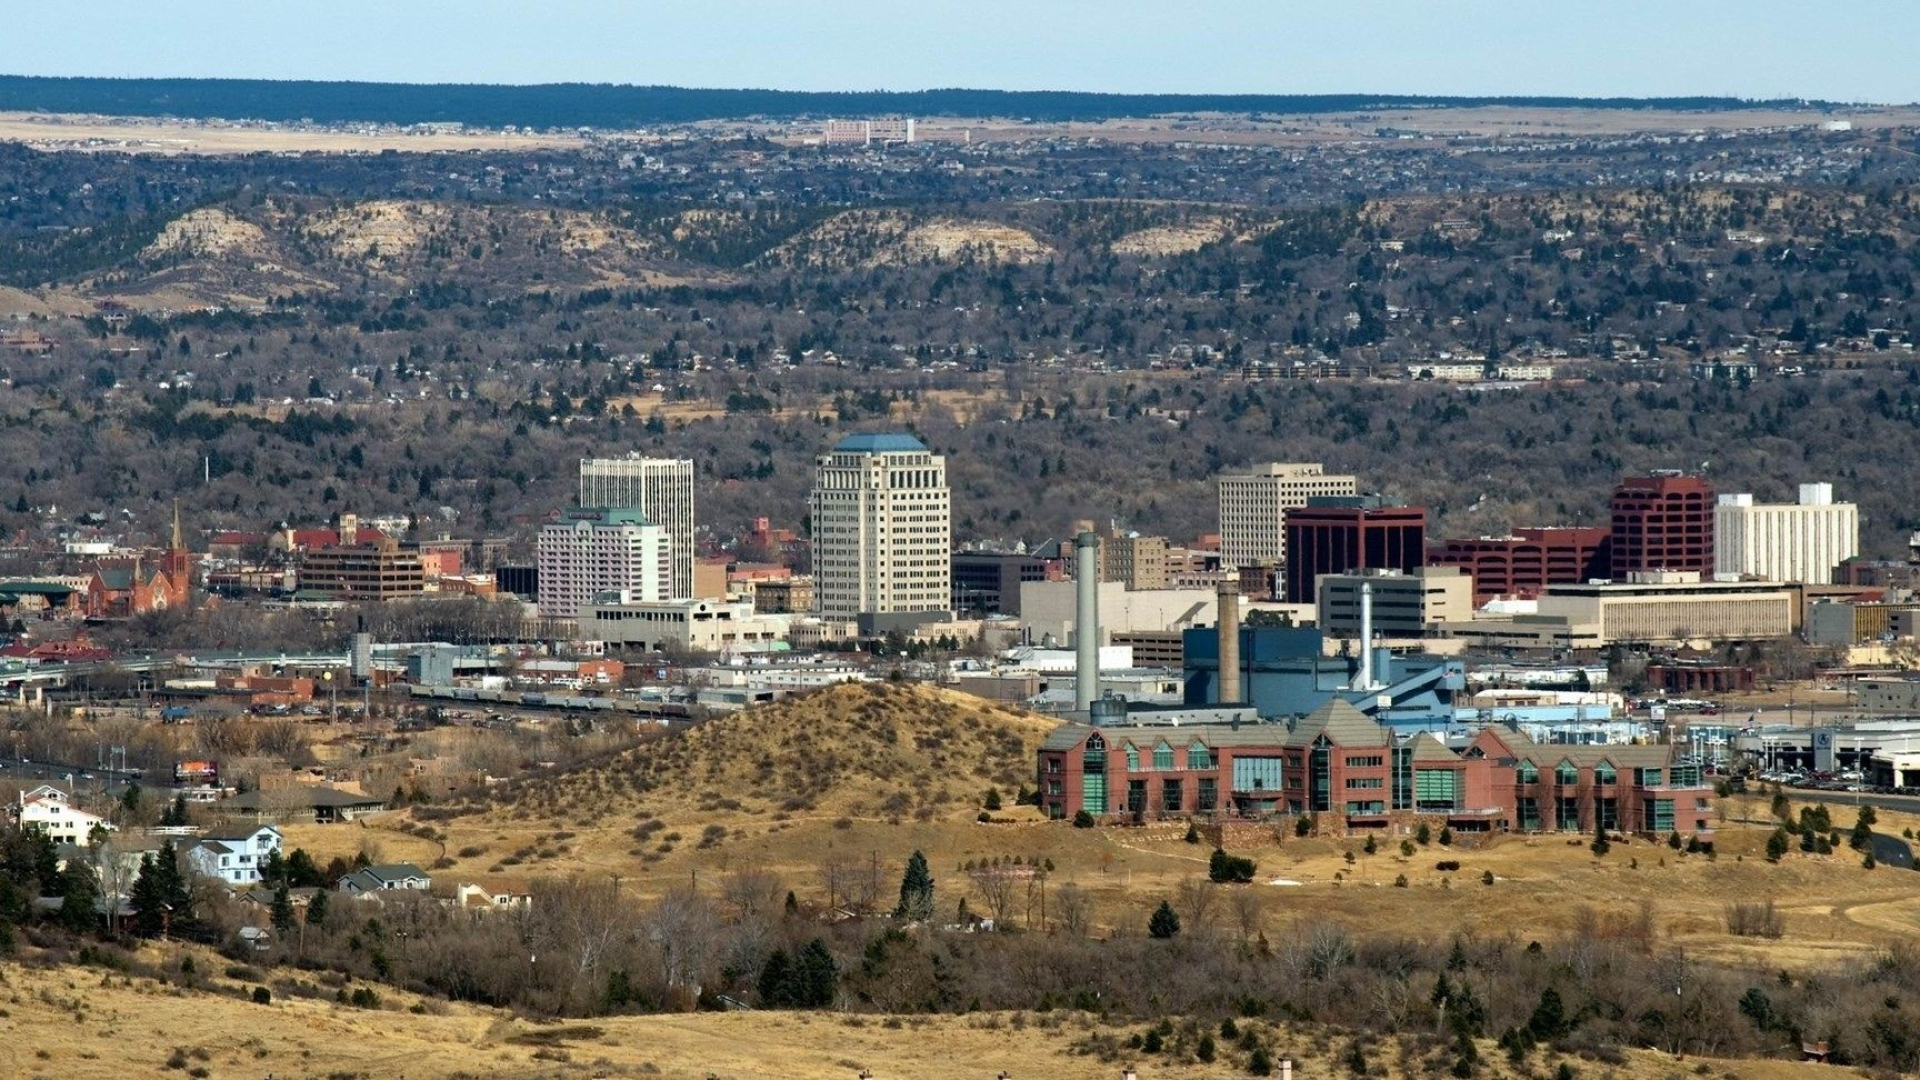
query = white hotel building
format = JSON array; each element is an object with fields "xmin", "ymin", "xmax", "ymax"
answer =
[
  {"xmin": 1714, "ymin": 483, "xmax": 1859, "ymax": 585},
  {"xmin": 536, "ymin": 508, "xmax": 672, "ymax": 620}
]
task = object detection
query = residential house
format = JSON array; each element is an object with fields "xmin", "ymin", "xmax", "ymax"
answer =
[
  {"xmin": 182, "ymin": 824, "xmax": 285, "ymax": 887},
  {"xmin": 217, "ymin": 785, "xmax": 388, "ymax": 825},
  {"xmin": 338, "ymin": 863, "xmax": 432, "ymax": 898},
  {"xmin": 17, "ymin": 785, "xmax": 113, "ymax": 847},
  {"xmin": 435, "ymin": 878, "xmax": 534, "ymax": 915}
]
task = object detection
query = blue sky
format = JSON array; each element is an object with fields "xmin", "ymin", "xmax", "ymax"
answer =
[{"xmin": 11, "ymin": 1, "xmax": 1916, "ymax": 102}]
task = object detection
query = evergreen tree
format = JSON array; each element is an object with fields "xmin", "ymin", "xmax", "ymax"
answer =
[
  {"xmin": 120, "ymin": 782, "xmax": 143, "ymax": 819},
  {"xmin": 263, "ymin": 849, "xmax": 288, "ymax": 885},
  {"xmin": 270, "ymin": 882, "xmax": 296, "ymax": 936},
  {"xmin": 57, "ymin": 860, "xmax": 99, "ymax": 934},
  {"xmin": 757, "ymin": 948, "xmax": 794, "ymax": 1006},
  {"xmin": 305, "ymin": 889, "xmax": 329, "ymax": 927},
  {"xmin": 129, "ymin": 854, "xmax": 169, "ymax": 937},
  {"xmin": 287, "ymin": 848, "xmax": 323, "ymax": 888},
  {"xmin": 796, "ymin": 937, "xmax": 838, "ymax": 1007},
  {"xmin": 1148, "ymin": 899, "xmax": 1181, "ymax": 939},
  {"xmin": 1765, "ymin": 828, "xmax": 1790, "ymax": 863},
  {"xmin": 1589, "ymin": 820, "xmax": 1611, "ymax": 857},
  {"xmin": 1526, "ymin": 986, "xmax": 1567, "ymax": 1040},
  {"xmin": 893, "ymin": 850, "xmax": 934, "ymax": 922}
]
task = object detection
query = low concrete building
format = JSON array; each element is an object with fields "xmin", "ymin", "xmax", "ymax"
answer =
[
  {"xmin": 1528, "ymin": 572, "xmax": 1793, "ymax": 646},
  {"xmin": 1018, "ymin": 580, "xmax": 1218, "ymax": 647},
  {"xmin": 582, "ymin": 598, "xmax": 790, "ymax": 654},
  {"xmin": 1316, "ymin": 566, "xmax": 1474, "ymax": 637}
]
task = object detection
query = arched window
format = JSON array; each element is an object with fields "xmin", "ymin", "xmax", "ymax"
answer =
[
  {"xmin": 1516, "ymin": 761, "xmax": 1538, "ymax": 784},
  {"xmin": 1594, "ymin": 762, "xmax": 1617, "ymax": 785},
  {"xmin": 1555, "ymin": 760, "xmax": 1579, "ymax": 785},
  {"xmin": 1153, "ymin": 741, "xmax": 1175, "ymax": 771},
  {"xmin": 1124, "ymin": 743, "xmax": 1139, "ymax": 772},
  {"xmin": 1188, "ymin": 740, "xmax": 1212, "ymax": 771}
]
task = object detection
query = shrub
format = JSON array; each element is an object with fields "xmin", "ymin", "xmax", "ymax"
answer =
[
  {"xmin": 1295, "ymin": 815, "xmax": 1313, "ymax": 837},
  {"xmin": 1197, "ymin": 1033, "xmax": 1216, "ymax": 1063},
  {"xmin": 1183, "ymin": 821, "xmax": 1201, "ymax": 844},
  {"xmin": 1394, "ymin": 874, "xmax": 1409, "ymax": 888},
  {"xmin": 252, "ymin": 986, "xmax": 272, "ymax": 1005},
  {"xmin": 1072, "ymin": 810, "xmax": 1096, "ymax": 829},
  {"xmin": 977, "ymin": 811, "xmax": 992, "ymax": 823},
  {"xmin": 1142, "ymin": 1029, "xmax": 1163, "ymax": 1053},
  {"xmin": 1209, "ymin": 848, "xmax": 1257, "ymax": 884},
  {"xmin": 1400, "ymin": 839, "xmax": 1415, "ymax": 857},
  {"xmin": 1416, "ymin": 823, "xmax": 1432, "ymax": 845},
  {"xmin": 1725, "ymin": 899, "xmax": 1784, "ymax": 939},
  {"xmin": 1435, "ymin": 860, "xmax": 1460, "ymax": 872},
  {"xmin": 1765, "ymin": 828, "xmax": 1790, "ymax": 863},
  {"xmin": 1438, "ymin": 827, "xmax": 1454, "ymax": 846},
  {"xmin": 166, "ymin": 1048, "xmax": 190, "ymax": 1071},
  {"xmin": 1249, "ymin": 1046, "xmax": 1274, "ymax": 1075},
  {"xmin": 983, "ymin": 788, "xmax": 1002, "ymax": 811},
  {"xmin": 1148, "ymin": 900, "xmax": 1181, "ymax": 939},
  {"xmin": 1481, "ymin": 870, "xmax": 1495, "ymax": 886}
]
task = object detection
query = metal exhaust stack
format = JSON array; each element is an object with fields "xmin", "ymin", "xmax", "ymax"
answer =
[
  {"xmin": 1217, "ymin": 580, "xmax": 1241, "ymax": 704},
  {"xmin": 1358, "ymin": 579, "xmax": 1375, "ymax": 690},
  {"xmin": 1074, "ymin": 531, "xmax": 1100, "ymax": 710}
]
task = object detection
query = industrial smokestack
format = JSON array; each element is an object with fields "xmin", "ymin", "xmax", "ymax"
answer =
[
  {"xmin": 1217, "ymin": 580, "xmax": 1242, "ymax": 705},
  {"xmin": 1074, "ymin": 531, "xmax": 1100, "ymax": 710},
  {"xmin": 1357, "ymin": 579, "xmax": 1375, "ymax": 690}
]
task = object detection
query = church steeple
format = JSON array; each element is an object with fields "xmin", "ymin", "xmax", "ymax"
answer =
[{"xmin": 172, "ymin": 500, "xmax": 182, "ymax": 550}]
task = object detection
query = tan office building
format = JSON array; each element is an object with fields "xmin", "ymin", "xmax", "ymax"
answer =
[
  {"xmin": 809, "ymin": 433, "xmax": 951, "ymax": 618},
  {"xmin": 1715, "ymin": 483, "xmax": 1858, "ymax": 585},
  {"xmin": 1217, "ymin": 462, "xmax": 1359, "ymax": 570}
]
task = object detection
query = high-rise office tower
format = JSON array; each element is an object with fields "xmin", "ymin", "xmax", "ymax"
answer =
[
  {"xmin": 1218, "ymin": 462, "xmax": 1360, "ymax": 570},
  {"xmin": 809, "ymin": 434, "xmax": 951, "ymax": 619},
  {"xmin": 1282, "ymin": 496, "xmax": 1428, "ymax": 604},
  {"xmin": 578, "ymin": 455, "xmax": 695, "ymax": 599},
  {"xmin": 1610, "ymin": 473, "xmax": 1715, "ymax": 578}
]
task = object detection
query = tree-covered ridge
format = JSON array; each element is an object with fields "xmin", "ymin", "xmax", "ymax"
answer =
[{"xmin": 0, "ymin": 75, "xmax": 1824, "ymax": 127}]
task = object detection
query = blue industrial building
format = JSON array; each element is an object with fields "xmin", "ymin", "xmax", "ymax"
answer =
[{"xmin": 1183, "ymin": 626, "xmax": 1464, "ymax": 728}]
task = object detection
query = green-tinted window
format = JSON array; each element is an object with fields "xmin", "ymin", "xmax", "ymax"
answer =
[
  {"xmin": 1555, "ymin": 761, "xmax": 1579, "ymax": 785},
  {"xmin": 1636, "ymin": 768, "xmax": 1663, "ymax": 787},
  {"xmin": 1414, "ymin": 769, "xmax": 1459, "ymax": 810},
  {"xmin": 1670, "ymin": 764, "xmax": 1700, "ymax": 787},
  {"xmin": 1642, "ymin": 798, "xmax": 1675, "ymax": 832},
  {"xmin": 1081, "ymin": 773, "xmax": 1107, "ymax": 814},
  {"xmin": 1153, "ymin": 741, "xmax": 1174, "ymax": 771},
  {"xmin": 1516, "ymin": 761, "xmax": 1539, "ymax": 784},
  {"xmin": 1124, "ymin": 744, "xmax": 1139, "ymax": 772},
  {"xmin": 1188, "ymin": 741, "xmax": 1212, "ymax": 771},
  {"xmin": 1594, "ymin": 763, "xmax": 1617, "ymax": 785}
]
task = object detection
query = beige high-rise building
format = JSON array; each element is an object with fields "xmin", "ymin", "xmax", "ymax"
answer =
[
  {"xmin": 578, "ymin": 455, "xmax": 695, "ymax": 599},
  {"xmin": 1715, "ymin": 483, "xmax": 1858, "ymax": 585},
  {"xmin": 809, "ymin": 434, "xmax": 951, "ymax": 618},
  {"xmin": 1217, "ymin": 462, "xmax": 1359, "ymax": 570}
]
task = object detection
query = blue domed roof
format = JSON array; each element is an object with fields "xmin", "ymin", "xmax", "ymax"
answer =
[{"xmin": 833, "ymin": 433, "xmax": 928, "ymax": 453}]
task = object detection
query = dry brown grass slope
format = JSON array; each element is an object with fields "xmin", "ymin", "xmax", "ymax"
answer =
[
  {"xmin": 490, "ymin": 682, "xmax": 1052, "ymax": 827},
  {"xmin": 0, "ymin": 950, "xmax": 1855, "ymax": 1080}
]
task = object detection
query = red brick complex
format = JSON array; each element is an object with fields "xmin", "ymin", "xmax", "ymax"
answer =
[
  {"xmin": 1038, "ymin": 700, "xmax": 1713, "ymax": 836},
  {"xmin": 1429, "ymin": 526, "xmax": 1612, "ymax": 604}
]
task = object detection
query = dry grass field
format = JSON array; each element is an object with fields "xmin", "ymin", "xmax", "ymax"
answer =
[
  {"xmin": 0, "ymin": 949, "xmax": 1860, "ymax": 1080},
  {"xmin": 0, "ymin": 111, "xmax": 586, "ymax": 154},
  {"xmin": 276, "ymin": 684, "xmax": 1920, "ymax": 975}
]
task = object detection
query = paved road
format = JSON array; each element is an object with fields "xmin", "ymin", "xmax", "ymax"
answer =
[
  {"xmin": 1746, "ymin": 789, "xmax": 1920, "ymax": 869},
  {"xmin": 1870, "ymin": 833, "xmax": 1915, "ymax": 870}
]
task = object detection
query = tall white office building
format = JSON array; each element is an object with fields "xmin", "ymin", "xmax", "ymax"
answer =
[
  {"xmin": 578, "ymin": 455, "xmax": 695, "ymax": 599},
  {"xmin": 1217, "ymin": 462, "xmax": 1359, "ymax": 570},
  {"xmin": 809, "ymin": 433, "xmax": 951, "ymax": 618},
  {"xmin": 536, "ymin": 508, "xmax": 671, "ymax": 620},
  {"xmin": 1715, "ymin": 483, "xmax": 1858, "ymax": 585}
]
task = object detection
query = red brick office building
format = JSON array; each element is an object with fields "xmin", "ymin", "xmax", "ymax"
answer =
[
  {"xmin": 1610, "ymin": 473, "xmax": 1716, "ymax": 577},
  {"xmin": 1038, "ymin": 700, "xmax": 1713, "ymax": 836}
]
